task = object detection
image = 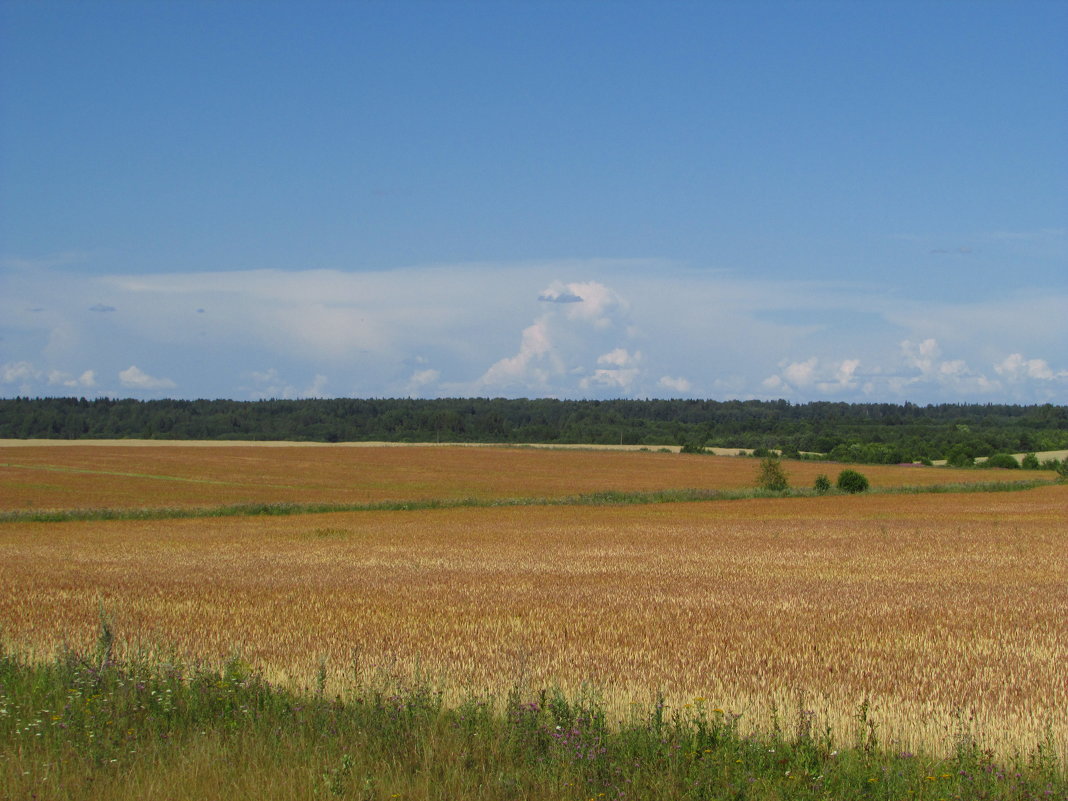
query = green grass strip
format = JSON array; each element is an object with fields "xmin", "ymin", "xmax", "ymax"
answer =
[{"xmin": 0, "ymin": 479, "xmax": 1057, "ymax": 524}]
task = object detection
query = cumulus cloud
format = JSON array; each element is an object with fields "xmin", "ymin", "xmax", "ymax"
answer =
[
  {"xmin": 118, "ymin": 365, "xmax": 176, "ymax": 390},
  {"xmin": 995, "ymin": 353, "xmax": 1058, "ymax": 381},
  {"xmin": 478, "ymin": 319, "xmax": 557, "ymax": 391},
  {"xmin": 580, "ymin": 349, "xmax": 642, "ymax": 391},
  {"xmin": 764, "ymin": 357, "xmax": 862, "ymax": 396},
  {"xmin": 48, "ymin": 369, "xmax": 96, "ymax": 389},
  {"xmin": 477, "ymin": 280, "xmax": 638, "ymax": 395},
  {"xmin": 596, "ymin": 348, "xmax": 639, "ymax": 368},
  {"xmin": 3, "ymin": 361, "xmax": 40, "ymax": 385},
  {"xmin": 818, "ymin": 359, "xmax": 860, "ymax": 392},
  {"xmin": 900, "ymin": 338, "xmax": 941, "ymax": 375},
  {"xmin": 782, "ymin": 358, "xmax": 818, "ymax": 388},
  {"xmin": 3, "ymin": 258, "xmax": 1065, "ymax": 403},
  {"xmin": 658, "ymin": 375, "xmax": 692, "ymax": 393},
  {"xmin": 2, "ymin": 362, "xmax": 97, "ymax": 394},
  {"xmin": 406, "ymin": 368, "xmax": 441, "ymax": 393},
  {"xmin": 243, "ymin": 369, "xmax": 330, "ymax": 399},
  {"xmin": 538, "ymin": 290, "xmax": 583, "ymax": 303}
]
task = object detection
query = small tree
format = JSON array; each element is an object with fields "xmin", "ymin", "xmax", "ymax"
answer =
[
  {"xmin": 757, "ymin": 457, "xmax": 789, "ymax": 491},
  {"xmin": 982, "ymin": 453, "xmax": 1019, "ymax": 469},
  {"xmin": 1021, "ymin": 453, "xmax": 1040, "ymax": 470},
  {"xmin": 814, "ymin": 474, "xmax": 832, "ymax": 494},
  {"xmin": 836, "ymin": 469, "xmax": 869, "ymax": 494},
  {"xmin": 679, "ymin": 436, "xmax": 707, "ymax": 454},
  {"xmin": 945, "ymin": 445, "xmax": 974, "ymax": 468}
]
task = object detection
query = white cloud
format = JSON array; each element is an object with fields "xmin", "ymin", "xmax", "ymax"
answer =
[
  {"xmin": 597, "ymin": 348, "xmax": 640, "ymax": 368},
  {"xmin": 48, "ymin": 369, "xmax": 96, "ymax": 389},
  {"xmin": 3, "ymin": 258, "xmax": 1065, "ymax": 403},
  {"xmin": 477, "ymin": 318, "xmax": 557, "ymax": 391},
  {"xmin": 2, "ymin": 361, "xmax": 40, "ymax": 385},
  {"xmin": 761, "ymin": 374, "xmax": 783, "ymax": 391},
  {"xmin": 581, "ymin": 350, "xmax": 642, "ymax": 391},
  {"xmin": 406, "ymin": 368, "xmax": 441, "ymax": 393},
  {"xmin": 658, "ymin": 375, "xmax": 692, "ymax": 393},
  {"xmin": 783, "ymin": 358, "xmax": 818, "ymax": 387},
  {"xmin": 477, "ymin": 281, "xmax": 637, "ymax": 394},
  {"xmin": 995, "ymin": 353, "xmax": 1058, "ymax": 381},
  {"xmin": 900, "ymin": 338, "xmax": 941, "ymax": 375},
  {"xmin": 244, "ymin": 368, "xmax": 328, "ymax": 400},
  {"xmin": 816, "ymin": 359, "xmax": 860, "ymax": 393},
  {"xmin": 118, "ymin": 365, "xmax": 176, "ymax": 390},
  {"xmin": 765, "ymin": 357, "xmax": 862, "ymax": 396}
]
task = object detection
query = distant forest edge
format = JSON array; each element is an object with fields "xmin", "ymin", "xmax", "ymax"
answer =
[{"xmin": 3, "ymin": 397, "xmax": 1068, "ymax": 465}]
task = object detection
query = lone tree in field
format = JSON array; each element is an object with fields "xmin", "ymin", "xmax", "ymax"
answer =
[
  {"xmin": 836, "ymin": 469, "xmax": 870, "ymax": 494},
  {"xmin": 756, "ymin": 457, "xmax": 789, "ymax": 492}
]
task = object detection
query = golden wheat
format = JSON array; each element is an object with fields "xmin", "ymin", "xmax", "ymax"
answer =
[
  {"xmin": 0, "ymin": 443, "xmax": 1010, "ymax": 512},
  {"xmin": 1, "ymin": 458, "xmax": 1064, "ymax": 766}
]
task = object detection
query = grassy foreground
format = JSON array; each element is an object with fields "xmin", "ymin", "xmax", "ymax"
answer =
[{"xmin": 2, "ymin": 642, "xmax": 1064, "ymax": 801}]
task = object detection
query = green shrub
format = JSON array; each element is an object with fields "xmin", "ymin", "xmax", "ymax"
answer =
[
  {"xmin": 836, "ymin": 469, "xmax": 869, "ymax": 493},
  {"xmin": 1021, "ymin": 453, "xmax": 1040, "ymax": 470},
  {"xmin": 756, "ymin": 457, "xmax": 789, "ymax": 491},
  {"xmin": 814, "ymin": 474, "xmax": 832, "ymax": 494},
  {"xmin": 945, "ymin": 445, "xmax": 974, "ymax": 467},
  {"xmin": 982, "ymin": 453, "xmax": 1019, "ymax": 469}
]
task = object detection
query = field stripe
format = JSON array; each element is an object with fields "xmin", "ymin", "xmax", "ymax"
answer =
[{"xmin": 0, "ymin": 478, "xmax": 1055, "ymax": 523}]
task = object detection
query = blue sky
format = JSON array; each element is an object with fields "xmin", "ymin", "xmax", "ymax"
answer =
[{"xmin": 2, "ymin": 0, "xmax": 1065, "ymax": 403}]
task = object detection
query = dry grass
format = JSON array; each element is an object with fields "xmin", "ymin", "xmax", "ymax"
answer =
[
  {"xmin": 0, "ymin": 443, "xmax": 1017, "ymax": 513},
  {"xmin": 1, "ymin": 462, "xmax": 1065, "ymax": 765}
]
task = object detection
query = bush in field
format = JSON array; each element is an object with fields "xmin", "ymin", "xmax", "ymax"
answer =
[
  {"xmin": 814, "ymin": 474, "xmax": 832, "ymax": 494},
  {"xmin": 982, "ymin": 453, "xmax": 1019, "ymax": 469},
  {"xmin": 756, "ymin": 457, "xmax": 789, "ymax": 491},
  {"xmin": 1021, "ymin": 453, "xmax": 1040, "ymax": 470},
  {"xmin": 945, "ymin": 445, "xmax": 974, "ymax": 468},
  {"xmin": 679, "ymin": 437, "xmax": 707, "ymax": 454},
  {"xmin": 836, "ymin": 469, "xmax": 869, "ymax": 494}
]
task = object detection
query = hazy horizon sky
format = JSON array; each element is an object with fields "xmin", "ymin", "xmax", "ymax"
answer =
[{"xmin": 2, "ymin": 1, "xmax": 1066, "ymax": 404}]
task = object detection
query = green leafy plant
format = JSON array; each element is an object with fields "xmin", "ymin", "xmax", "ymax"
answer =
[
  {"xmin": 814, "ymin": 474, "xmax": 832, "ymax": 494},
  {"xmin": 981, "ymin": 453, "xmax": 1019, "ymax": 469},
  {"xmin": 836, "ymin": 469, "xmax": 869, "ymax": 494},
  {"xmin": 757, "ymin": 457, "xmax": 789, "ymax": 491}
]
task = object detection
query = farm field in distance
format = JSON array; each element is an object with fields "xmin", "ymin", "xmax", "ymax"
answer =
[
  {"xmin": 0, "ymin": 440, "xmax": 1037, "ymax": 512},
  {"xmin": 1, "ymin": 442, "xmax": 1066, "ymax": 793}
]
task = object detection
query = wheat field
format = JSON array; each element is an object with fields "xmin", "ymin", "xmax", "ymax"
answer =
[
  {"xmin": 1, "ymin": 444, "xmax": 1064, "ymax": 766},
  {"xmin": 0, "ymin": 442, "xmax": 1018, "ymax": 512}
]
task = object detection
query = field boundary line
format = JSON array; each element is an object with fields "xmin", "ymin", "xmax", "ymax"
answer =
[{"xmin": 0, "ymin": 479, "xmax": 1058, "ymax": 524}]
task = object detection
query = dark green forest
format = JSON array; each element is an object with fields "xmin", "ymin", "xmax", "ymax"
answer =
[{"xmin": 2, "ymin": 396, "xmax": 1067, "ymax": 465}]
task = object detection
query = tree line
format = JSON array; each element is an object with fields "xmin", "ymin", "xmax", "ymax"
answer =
[{"xmin": 2, "ymin": 396, "xmax": 1066, "ymax": 464}]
